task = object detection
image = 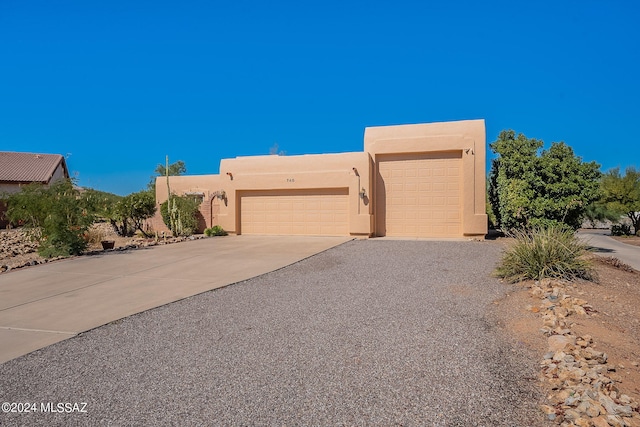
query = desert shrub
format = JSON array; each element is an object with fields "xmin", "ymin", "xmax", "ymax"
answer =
[
  {"xmin": 495, "ymin": 226, "xmax": 596, "ymax": 283},
  {"xmin": 112, "ymin": 191, "xmax": 156, "ymax": 237},
  {"xmin": 82, "ymin": 189, "xmax": 122, "ymax": 220},
  {"xmin": 611, "ymin": 224, "xmax": 632, "ymax": 236},
  {"xmin": 83, "ymin": 227, "xmax": 105, "ymax": 244},
  {"xmin": 160, "ymin": 195, "xmax": 199, "ymax": 236},
  {"xmin": 204, "ymin": 225, "xmax": 228, "ymax": 237},
  {"xmin": 83, "ymin": 189, "xmax": 155, "ymax": 237},
  {"xmin": 5, "ymin": 180, "xmax": 94, "ymax": 257}
]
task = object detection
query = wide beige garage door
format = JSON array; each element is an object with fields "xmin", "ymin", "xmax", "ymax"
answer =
[
  {"xmin": 240, "ymin": 189, "xmax": 349, "ymax": 236},
  {"xmin": 376, "ymin": 151, "xmax": 462, "ymax": 237}
]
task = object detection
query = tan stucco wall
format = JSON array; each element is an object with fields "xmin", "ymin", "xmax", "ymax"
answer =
[
  {"xmin": 153, "ymin": 153, "xmax": 373, "ymax": 235},
  {"xmin": 153, "ymin": 119, "xmax": 487, "ymax": 238},
  {"xmin": 218, "ymin": 152, "xmax": 373, "ymax": 235},
  {"xmin": 364, "ymin": 119, "xmax": 487, "ymax": 237}
]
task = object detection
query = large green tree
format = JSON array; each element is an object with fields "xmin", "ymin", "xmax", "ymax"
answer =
[
  {"xmin": 599, "ymin": 166, "xmax": 640, "ymax": 235},
  {"xmin": 489, "ymin": 130, "xmax": 601, "ymax": 231}
]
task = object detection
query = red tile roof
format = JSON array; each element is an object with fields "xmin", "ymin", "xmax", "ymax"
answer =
[{"xmin": 0, "ymin": 152, "xmax": 69, "ymax": 183}]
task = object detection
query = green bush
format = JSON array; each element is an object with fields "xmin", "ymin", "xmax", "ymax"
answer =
[
  {"xmin": 611, "ymin": 224, "xmax": 632, "ymax": 236},
  {"xmin": 111, "ymin": 191, "xmax": 156, "ymax": 237},
  {"xmin": 82, "ymin": 189, "xmax": 156, "ymax": 237},
  {"xmin": 160, "ymin": 195, "xmax": 199, "ymax": 236},
  {"xmin": 488, "ymin": 130, "xmax": 601, "ymax": 231},
  {"xmin": 204, "ymin": 225, "xmax": 228, "ymax": 237},
  {"xmin": 5, "ymin": 180, "xmax": 94, "ymax": 257},
  {"xmin": 495, "ymin": 226, "xmax": 596, "ymax": 283}
]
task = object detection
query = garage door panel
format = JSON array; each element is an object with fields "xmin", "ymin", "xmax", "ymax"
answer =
[
  {"xmin": 241, "ymin": 189, "xmax": 349, "ymax": 236},
  {"xmin": 377, "ymin": 151, "xmax": 462, "ymax": 237},
  {"xmin": 433, "ymin": 168, "xmax": 446, "ymax": 176},
  {"xmin": 433, "ymin": 182, "xmax": 446, "ymax": 191}
]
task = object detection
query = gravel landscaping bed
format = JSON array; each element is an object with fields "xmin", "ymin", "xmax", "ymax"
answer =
[{"xmin": 0, "ymin": 240, "xmax": 545, "ymax": 426}]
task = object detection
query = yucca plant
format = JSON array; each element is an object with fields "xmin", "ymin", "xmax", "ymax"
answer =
[{"xmin": 495, "ymin": 226, "xmax": 596, "ymax": 283}]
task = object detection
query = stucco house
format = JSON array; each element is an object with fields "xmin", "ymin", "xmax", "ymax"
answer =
[
  {"xmin": 152, "ymin": 119, "xmax": 488, "ymax": 238},
  {"xmin": 0, "ymin": 152, "xmax": 70, "ymax": 228}
]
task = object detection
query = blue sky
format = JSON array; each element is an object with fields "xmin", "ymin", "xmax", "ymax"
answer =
[{"xmin": 1, "ymin": 1, "xmax": 638, "ymax": 195}]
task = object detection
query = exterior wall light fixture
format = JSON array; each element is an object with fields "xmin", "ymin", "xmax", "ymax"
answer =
[
  {"xmin": 359, "ymin": 187, "xmax": 367, "ymax": 200},
  {"xmin": 226, "ymin": 172, "xmax": 233, "ymax": 180}
]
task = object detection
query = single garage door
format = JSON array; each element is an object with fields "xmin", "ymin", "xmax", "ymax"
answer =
[
  {"xmin": 240, "ymin": 188, "xmax": 349, "ymax": 236},
  {"xmin": 376, "ymin": 151, "xmax": 462, "ymax": 237}
]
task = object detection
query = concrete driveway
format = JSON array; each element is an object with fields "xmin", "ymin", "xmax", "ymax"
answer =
[
  {"xmin": 577, "ymin": 229, "xmax": 640, "ymax": 271},
  {"xmin": 0, "ymin": 235, "xmax": 351, "ymax": 364},
  {"xmin": 0, "ymin": 239, "xmax": 543, "ymax": 426}
]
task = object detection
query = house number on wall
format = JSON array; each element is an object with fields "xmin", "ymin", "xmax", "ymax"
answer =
[{"xmin": 287, "ymin": 178, "xmax": 295, "ymax": 182}]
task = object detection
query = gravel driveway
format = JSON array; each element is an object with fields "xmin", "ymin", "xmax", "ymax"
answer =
[{"xmin": 0, "ymin": 240, "xmax": 543, "ymax": 426}]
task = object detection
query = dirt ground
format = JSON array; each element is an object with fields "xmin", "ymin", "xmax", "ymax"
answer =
[{"xmin": 498, "ymin": 254, "xmax": 640, "ymax": 414}]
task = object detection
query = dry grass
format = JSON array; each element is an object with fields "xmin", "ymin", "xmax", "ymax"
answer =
[
  {"xmin": 83, "ymin": 227, "xmax": 106, "ymax": 244},
  {"xmin": 495, "ymin": 226, "xmax": 596, "ymax": 283}
]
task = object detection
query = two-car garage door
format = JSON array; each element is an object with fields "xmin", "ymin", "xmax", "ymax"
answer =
[
  {"xmin": 240, "ymin": 189, "xmax": 349, "ymax": 236},
  {"xmin": 376, "ymin": 151, "xmax": 462, "ymax": 237}
]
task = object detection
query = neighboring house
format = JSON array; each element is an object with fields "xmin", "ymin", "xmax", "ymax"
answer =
[
  {"xmin": 153, "ymin": 120, "xmax": 488, "ymax": 238},
  {"xmin": 0, "ymin": 152, "xmax": 70, "ymax": 228}
]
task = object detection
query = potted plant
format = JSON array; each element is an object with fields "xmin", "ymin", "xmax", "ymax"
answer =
[{"xmin": 101, "ymin": 240, "xmax": 115, "ymax": 250}]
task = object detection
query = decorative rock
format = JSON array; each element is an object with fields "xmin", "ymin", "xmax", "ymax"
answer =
[
  {"xmin": 554, "ymin": 351, "xmax": 568, "ymax": 362},
  {"xmin": 564, "ymin": 408, "xmax": 582, "ymax": 421},
  {"xmin": 599, "ymin": 394, "xmax": 633, "ymax": 417},
  {"xmin": 557, "ymin": 389, "xmax": 574, "ymax": 401},
  {"xmin": 527, "ymin": 276, "xmax": 640, "ymax": 426},
  {"xmin": 591, "ymin": 416, "xmax": 610, "ymax": 427},
  {"xmin": 565, "ymin": 395, "xmax": 581, "ymax": 406},
  {"xmin": 574, "ymin": 418, "xmax": 591, "ymax": 427},
  {"xmin": 541, "ymin": 404, "xmax": 557, "ymax": 420},
  {"xmin": 606, "ymin": 415, "xmax": 626, "ymax": 427},
  {"xmin": 573, "ymin": 305, "xmax": 587, "ymax": 316},
  {"xmin": 549, "ymin": 335, "xmax": 576, "ymax": 352}
]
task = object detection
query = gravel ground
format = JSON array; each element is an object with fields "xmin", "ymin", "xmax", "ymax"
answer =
[{"xmin": 0, "ymin": 240, "xmax": 544, "ymax": 426}]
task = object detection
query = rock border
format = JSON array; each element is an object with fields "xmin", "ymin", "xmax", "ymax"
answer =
[{"xmin": 526, "ymin": 278, "xmax": 640, "ymax": 426}]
